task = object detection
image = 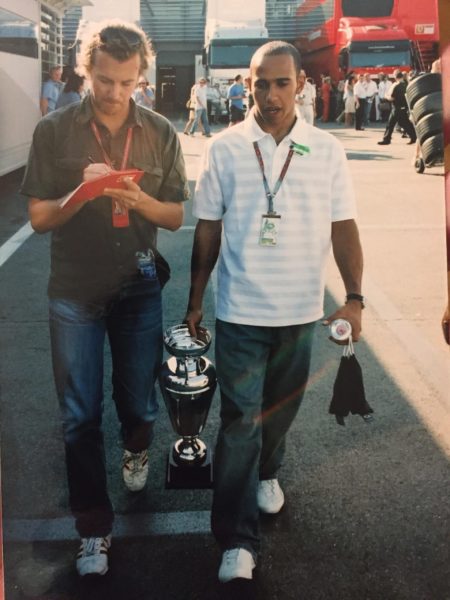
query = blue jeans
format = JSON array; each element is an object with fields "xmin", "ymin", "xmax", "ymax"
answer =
[
  {"xmin": 211, "ymin": 319, "xmax": 315, "ymax": 559},
  {"xmin": 49, "ymin": 279, "xmax": 162, "ymax": 537},
  {"xmin": 189, "ymin": 108, "xmax": 211, "ymax": 135}
]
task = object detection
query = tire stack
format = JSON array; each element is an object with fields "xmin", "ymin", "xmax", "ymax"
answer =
[{"xmin": 406, "ymin": 73, "xmax": 443, "ymax": 172}]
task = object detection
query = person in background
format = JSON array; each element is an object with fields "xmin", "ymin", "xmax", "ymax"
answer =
[
  {"xmin": 207, "ymin": 82, "xmax": 223, "ymax": 124},
  {"xmin": 184, "ymin": 83, "xmax": 204, "ymax": 135},
  {"xmin": 377, "ymin": 73, "xmax": 390, "ymax": 121},
  {"xmin": 377, "ymin": 71, "xmax": 416, "ymax": 145},
  {"xmin": 185, "ymin": 40, "xmax": 363, "ymax": 584},
  {"xmin": 134, "ymin": 76, "xmax": 155, "ymax": 110},
  {"xmin": 295, "ymin": 69, "xmax": 316, "ymax": 125},
  {"xmin": 189, "ymin": 77, "xmax": 212, "ymax": 137},
  {"xmin": 21, "ymin": 19, "xmax": 189, "ymax": 577},
  {"xmin": 343, "ymin": 74, "xmax": 357, "ymax": 126},
  {"xmin": 354, "ymin": 73, "xmax": 367, "ymax": 131},
  {"xmin": 227, "ymin": 74, "xmax": 246, "ymax": 126},
  {"xmin": 56, "ymin": 71, "xmax": 85, "ymax": 109},
  {"xmin": 40, "ymin": 65, "xmax": 63, "ymax": 116},
  {"xmin": 363, "ymin": 73, "xmax": 378, "ymax": 125},
  {"xmin": 320, "ymin": 75, "xmax": 331, "ymax": 121}
]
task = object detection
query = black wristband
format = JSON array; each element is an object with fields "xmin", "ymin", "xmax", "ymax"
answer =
[{"xmin": 346, "ymin": 293, "xmax": 365, "ymax": 308}]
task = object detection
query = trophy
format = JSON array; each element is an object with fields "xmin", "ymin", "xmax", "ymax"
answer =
[{"xmin": 159, "ymin": 324, "xmax": 217, "ymax": 489}]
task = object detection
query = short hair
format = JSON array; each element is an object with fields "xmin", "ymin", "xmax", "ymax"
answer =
[
  {"xmin": 250, "ymin": 41, "xmax": 302, "ymax": 74},
  {"xmin": 234, "ymin": 74, "xmax": 242, "ymax": 82},
  {"xmin": 76, "ymin": 19, "xmax": 153, "ymax": 77}
]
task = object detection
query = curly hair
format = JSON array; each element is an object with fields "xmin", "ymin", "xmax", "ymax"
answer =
[{"xmin": 76, "ymin": 19, "xmax": 153, "ymax": 77}]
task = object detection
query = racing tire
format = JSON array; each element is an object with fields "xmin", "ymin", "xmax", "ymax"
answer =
[
  {"xmin": 411, "ymin": 91, "xmax": 443, "ymax": 124},
  {"xmin": 420, "ymin": 133, "xmax": 444, "ymax": 166},
  {"xmin": 415, "ymin": 111, "xmax": 444, "ymax": 145},
  {"xmin": 406, "ymin": 73, "xmax": 442, "ymax": 110},
  {"xmin": 414, "ymin": 158, "xmax": 425, "ymax": 174}
]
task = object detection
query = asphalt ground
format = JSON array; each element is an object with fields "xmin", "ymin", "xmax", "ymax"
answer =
[{"xmin": 0, "ymin": 117, "xmax": 449, "ymax": 600}]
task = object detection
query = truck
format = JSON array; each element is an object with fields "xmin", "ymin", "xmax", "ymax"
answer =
[
  {"xmin": 0, "ymin": 1, "xmax": 41, "ymax": 176},
  {"xmin": 202, "ymin": 0, "xmax": 268, "ymax": 119},
  {"xmin": 295, "ymin": 0, "xmax": 439, "ymax": 84},
  {"xmin": 0, "ymin": 0, "xmax": 91, "ymax": 177}
]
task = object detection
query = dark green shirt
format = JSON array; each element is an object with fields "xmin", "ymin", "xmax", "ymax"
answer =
[{"xmin": 21, "ymin": 95, "xmax": 189, "ymax": 303}]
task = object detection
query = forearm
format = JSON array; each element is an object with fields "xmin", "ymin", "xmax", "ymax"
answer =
[
  {"xmin": 187, "ymin": 219, "xmax": 222, "ymax": 311},
  {"xmin": 28, "ymin": 197, "xmax": 86, "ymax": 233},
  {"xmin": 133, "ymin": 193, "xmax": 184, "ymax": 231},
  {"xmin": 40, "ymin": 98, "xmax": 48, "ymax": 116},
  {"xmin": 332, "ymin": 219, "xmax": 363, "ymax": 294}
]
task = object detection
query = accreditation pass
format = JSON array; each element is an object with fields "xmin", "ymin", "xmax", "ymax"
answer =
[{"xmin": 259, "ymin": 213, "xmax": 281, "ymax": 246}]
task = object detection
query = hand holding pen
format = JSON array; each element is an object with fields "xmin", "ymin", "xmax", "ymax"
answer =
[{"xmin": 83, "ymin": 156, "xmax": 111, "ymax": 182}]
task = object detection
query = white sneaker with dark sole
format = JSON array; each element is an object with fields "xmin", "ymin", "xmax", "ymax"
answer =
[
  {"xmin": 218, "ymin": 548, "xmax": 256, "ymax": 583},
  {"xmin": 76, "ymin": 535, "xmax": 111, "ymax": 576},
  {"xmin": 122, "ymin": 449, "xmax": 149, "ymax": 492},
  {"xmin": 257, "ymin": 479, "xmax": 285, "ymax": 514}
]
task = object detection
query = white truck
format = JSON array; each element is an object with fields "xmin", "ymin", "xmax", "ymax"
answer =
[{"xmin": 203, "ymin": 0, "xmax": 268, "ymax": 119}]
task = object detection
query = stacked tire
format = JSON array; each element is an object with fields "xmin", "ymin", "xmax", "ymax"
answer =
[{"xmin": 406, "ymin": 73, "xmax": 443, "ymax": 172}]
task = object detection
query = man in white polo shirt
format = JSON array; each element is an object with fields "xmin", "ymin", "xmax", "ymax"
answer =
[
  {"xmin": 185, "ymin": 41, "xmax": 364, "ymax": 584},
  {"xmin": 189, "ymin": 76, "xmax": 212, "ymax": 137}
]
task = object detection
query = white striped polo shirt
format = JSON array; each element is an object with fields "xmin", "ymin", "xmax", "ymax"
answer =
[{"xmin": 193, "ymin": 114, "xmax": 356, "ymax": 326}]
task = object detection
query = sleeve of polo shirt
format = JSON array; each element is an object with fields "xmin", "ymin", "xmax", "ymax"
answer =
[
  {"xmin": 160, "ymin": 127, "xmax": 190, "ymax": 203},
  {"xmin": 192, "ymin": 144, "xmax": 224, "ymax": 220},
  {"xmin": 20, "ymin": 118, "xmax": 59, "ymax": 200},
  {"xmin": 329, "ymin": 138, "xmax": 357, "ymax": 222}
]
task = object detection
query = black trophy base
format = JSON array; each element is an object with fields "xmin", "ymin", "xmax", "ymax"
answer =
[{"xmin": 165, "ymin": 451, "xmax": 213, "ymax": 489}]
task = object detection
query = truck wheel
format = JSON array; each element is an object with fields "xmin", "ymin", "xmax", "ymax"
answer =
[
  {"xmin": 415, "ymin": 111, "xmax": 444, "ymax": 144},
  {"xmin": 414, "ymin": 158, "xmax": 425, "ymax": 174},
  {"xmin": 411, "ymin": 91, "xmax": 443, "ymax": 124},
  {"xmin": 406, "ymin": 73, "xmax": 442, "ymax": 110},
  {"xmin": 420, "ymin": 133, "xmax": 444, "ymax": 166}
]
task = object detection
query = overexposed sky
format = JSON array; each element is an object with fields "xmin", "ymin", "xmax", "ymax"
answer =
[{"xmin": 83, "ymin": 0, "xmax": 140, "ymax": 24}]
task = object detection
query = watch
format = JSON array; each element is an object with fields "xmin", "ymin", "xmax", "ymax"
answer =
[{"xmin": 345, "ymin": 293, "xmax": 365, "ymax": 308}]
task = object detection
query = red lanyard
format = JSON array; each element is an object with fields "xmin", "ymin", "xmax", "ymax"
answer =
[
  {"xmin": 90, "ymin": 121, "xmax": 134, "ymax": 227},
  {"xmin": 253, "ymin": 141, "xmax": 294, "ymax": 214}
]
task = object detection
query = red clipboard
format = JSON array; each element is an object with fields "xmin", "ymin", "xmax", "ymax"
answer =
[{"xmin": 60, "ymin": 169, "xmax": 144, "ymax": 210}]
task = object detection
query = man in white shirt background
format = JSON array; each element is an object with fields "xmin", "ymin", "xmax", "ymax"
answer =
[
  {"xmin": 353, "ymin": 73, "xmax": 367, "ymax": 130},
  {"xmin": 295, "ymin": 69, "xmax": 316, "ymax": 124},
  {"xmin": 188, "ymin": 77, "xmax": 212, "ymax": 137}
]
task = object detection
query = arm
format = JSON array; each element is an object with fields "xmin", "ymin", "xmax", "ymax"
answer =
[
  {"xmin": 184, "ymin": 219, "xmax": 222, "ymax": 336},
  {"xmin": 29, "ymin": 196, "xmax": 87, "ymax": 233},
  {"xmin": 40, "ymin": 96, "xmax": 49, "ymax": 117},
  {"xmin": 28, "ymin": 162, "xmax": 111, "ymax": 233},
  {"xmin": 104, "ymin": 177, "xmax": 184, "ymax": 231},
  {"xmin": 324, "ymin": 219, "xmax": 364, "ymax": 342}
]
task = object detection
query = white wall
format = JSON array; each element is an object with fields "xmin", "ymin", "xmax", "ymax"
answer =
[{"xmin": 0, "ymin": 1, "xmax": 40, "ymax": 175}]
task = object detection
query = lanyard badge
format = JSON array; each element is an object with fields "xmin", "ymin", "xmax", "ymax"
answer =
[
  {"xmin": 91, "ymin": 122, "xmax": 134, "ymax": 228},
  {"xmin": 259, "ymin": 213, "xmax": 281, "ymax": 246},
  {"xmin": 253, "ymin": 142, "xmax": 295, "ymax": 247}
]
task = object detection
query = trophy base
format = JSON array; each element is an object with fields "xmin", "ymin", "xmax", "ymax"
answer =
[{"xmin": 165, "ymin": 451, "xmax": 213, "ymax": 489}]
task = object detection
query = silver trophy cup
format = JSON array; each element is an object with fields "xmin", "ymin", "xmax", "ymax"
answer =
[{"xmin": 159, "ymin": 324, "xmax": 217, "ymax": 488}]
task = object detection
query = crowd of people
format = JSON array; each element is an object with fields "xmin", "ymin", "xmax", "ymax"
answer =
[{"xmin": 40, "ymin": 64, "xmax": 155, "ymax": 117}]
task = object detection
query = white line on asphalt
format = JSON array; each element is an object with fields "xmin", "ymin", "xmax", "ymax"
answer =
[
  {"xmin": 0, "ymin": 222, "xmax": 33, "ymax": 268},
  {"xmin": 3, "ymin": 511, "xmax": 211, "ymax": 542}
]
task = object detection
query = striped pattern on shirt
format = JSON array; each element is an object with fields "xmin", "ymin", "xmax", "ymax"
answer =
[{"xmin": 193, "ymin": 115, "xmax": 356, "ymax": 326}]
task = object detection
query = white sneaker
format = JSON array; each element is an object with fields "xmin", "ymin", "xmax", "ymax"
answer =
[
  {"xmin": 76, "ymin": 535, "xmax": 111, "ymax": 576},
  {"xmin": 257, "ymin": 479, "xmax": 285, "ymax": 514},
  {"xmin": 122, "ymin": 449, "xmax": 149, "ymax": 492},
  {"xmin": 218, "ymin": 548, "xmax": 256, "ymax": 583}
]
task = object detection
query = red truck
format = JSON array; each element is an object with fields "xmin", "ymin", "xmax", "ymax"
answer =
[{"xmin": 295, "ymin": 0, "xmax": 439, "ymax": 83}]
